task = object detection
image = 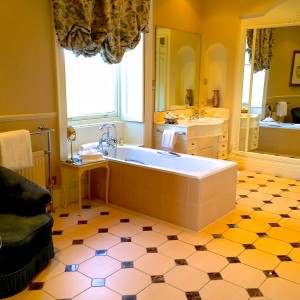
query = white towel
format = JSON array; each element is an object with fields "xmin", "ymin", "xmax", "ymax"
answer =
[
  {"xmin": 0, "ymin": 129, "xmax": 33, "ymax": 170},
  {"xmin": 276, "ymin": 101, "xmax": 287, "ymax": 117},
  {"xmin": 161, "ymin": 130, "xmax": 177, "ymax": 150},
  {"xmin": 79, "ymin": 142, "xmax": 99, "ymax": 151}
]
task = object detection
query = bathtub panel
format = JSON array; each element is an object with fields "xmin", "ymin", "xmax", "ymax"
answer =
[
  {"xmin": 187, "ymin": 178, "xmax": 201, "ymax": 205},
  {"xmin": 120, "ymin": 184, "xmax": 141, "ymax": 212},
  {"xmin": 162, "ymin": 173, "xmax": 189, "ymax": 201},
  {"xmin": 140, "ymin": 190, "xmax": 164, "ymax": 220},
  {"xmin": 108, "ymin": 182, "xmax": 121, "ymax": 207},
  {"xmin": 120, "ymin": 164, "xmax": 142, "ymax": 189},
  {"xmin": 108, "ymin": 161, "xmax": 121, "ymax": 184},
  {"xmin": 140, "ymin": 168, "xmax": 164, "ymax": 194},
  {"xmin": 162, "ymin": 197, "xmax": 188, "ymax": 228}
]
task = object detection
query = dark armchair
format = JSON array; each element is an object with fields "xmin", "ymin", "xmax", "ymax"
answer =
[{"xmin": 0, "ymin": 166, "xmax": 54, "ymax": 299}]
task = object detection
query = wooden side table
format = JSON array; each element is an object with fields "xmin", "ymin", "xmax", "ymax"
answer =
[{"xmin": 60, "ymin": 160, "xmax": 109, "ymax": 215}]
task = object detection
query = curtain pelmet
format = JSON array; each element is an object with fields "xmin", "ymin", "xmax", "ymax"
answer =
[{"xmin": 52, "ymin": 0, "xmax": 150, "ymax": 63}]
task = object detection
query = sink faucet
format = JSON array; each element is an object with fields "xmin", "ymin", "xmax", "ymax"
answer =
[
  {"xmin": 199, "ymin": 102, "xmax": 207, "ymax": 118},
  {"xmin": 98, "ymin": 123, "xmax": 117, "ymax": 156}
]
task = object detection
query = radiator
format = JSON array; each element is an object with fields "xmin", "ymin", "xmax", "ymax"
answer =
[{"xmin": 17, "ymin": 150, "xmax": 46, "ymax": 187}]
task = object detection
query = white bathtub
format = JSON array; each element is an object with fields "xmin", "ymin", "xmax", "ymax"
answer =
[
  {"xmin": 86, "ymin": 144, "xmax": 237, "ymax": 231},
  {"xmin": 104, "ymin": 144, "xmax": 235, "ymax": 179}
]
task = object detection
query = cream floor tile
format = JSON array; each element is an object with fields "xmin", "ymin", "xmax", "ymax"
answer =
[
  {"xmin": 78, "ymin": 256, "xmax": 120, "ymax": 278},
  {"xmin": 260, "ymin": 277, "xmax": 300, "ymax": 300},
  {"xmin": 275, "ymin": 261, "xmax": 300, "ymax": 284},
  {"xmin": 206, "ymin": 238, "xmax": 245, "ymax": 257},
  {"xmin": 279, "ymin": 217, "xmax": 300, "ymax": 231},
  {"xmin": 222, "ymin": 228, "xmax": 258, "ymax": 244},
  {"xmin": 265, "ymin": 181, "xmax": 291, "ymax": 189},
  {"xmin": 236, "ymin": 197, "xmax": 265, "ymax": 208},
  {"xmin": 202, "ymin": 222, "xmax": 228, "ymax": 234},
  {"xmin": 217, "ymin": 211, "xmax": 244, "ymax": 224},
  {"xmin": 289, "ymin": 209, "xmax": 300, "ymax": 219},
  {"xmin": 87, "ymin": 215, "xmax": 120, "ymax": 228},
  {"xmin": 267, "ymin": 227, "xmax": 300, "ymax": 243},
  {"xmin": 238, "ymin": 248, "xmax": 280, "ymax": 270},
  {"xmin": 221, "ymin": 263, "xmax": 266, "ymax": 288},
  {"xmin": 164, "ymin": 265, "xmax": 208, "ymax": 291},
  {"xmin": 199, "ymin": 280, "xmax": 249, "ymax": 300},
  {"xmin": 83, "ymin": 232, "xmax": 120, "ymax": 249},
  {"xmin": 62, "ymin": 224, "xmax": 98, "ymax": 240},
  {"xmin": 33, "ymin": 259, "xmax": 65, "ymax": 282},
  {"xmin": 73, "ymin": 287, "xmax": 121, "ymax": 300},
  {"xmin": 280, "ymin": 190, "xmax": 300, "ymax": 199},
  {"xmin": 52, "ymin": 235, "xmax": 73, "ymax": 251},
  {"xmin": 187, "ymin": 251, "xmax": 228, "ymax": 272},
  {"xmin": 134, "ymin": 253, "xmax": 175, "ymax": 275},
  {"xmin": 43, "ymin": 272, "xmax": 91, "ymax": 299},
  {"xmin": 258, "ymin": 186, "xmax": 284, "ymax": 195},
  {"xmin": 55, "ymin": 244, "xmax": 95, "ymax": 265},
  {"xmin": 6, "ymin": 290, "xmax": 56, "ymax": 300},
  {"xmin": 108, "ymin": 222, "xmax": 142, "ymax": 237},
  {"xmin": 271, "ymin": 196, "xmax": 300, "ymax": 207},
  {"xmin": 237, "ymin": 182, "xmax": 260, "ymax": 190},
  {"xmin": 138, "ymin": 283, "xmax": 186, "ymax": 300},
  {"xmin": 246, "ymin": 191, "xmax": 274, "ymax": 200},
  {"xmin": 131, "ymin": 230, "xmax": 168, "ymax": 247},
  {"xmin": 290, "ymin": 248, "xmax": 300, "ymax": 263},
  {"xmin": 254, "ymin": 237, "xmax": 293, "ymax": 255},
  {"xmin": 105, "ymin": 268, "xmax": 151, "ymax": 295},
  {"xmin": 152, "ymin": 221, "xmax": 185, "ymax": 236},
  {"xmin": 107, "ymin": 241, "xmax": 146, "ymax": 261},
  {"xmin": 261, "ymin": 203, "xmax": 292, "ymax": 214},
  {"xmin": 158, "ymin": 240, "xmax": 196, "ymax": 259},
  {"xmin": 250, "ymin": 210, "xmax": 282, "ymax": 223},
  {"xmin": 236, "ymin": 187, "xmax": 250, "ymax": 195},
  {"xmin": 177, "ymin": 230, "xmax": 213, "ymax": 245},
  {"xmin": 237, "ymin": 218, "xmax": 271, "ymax": 233},
  {"xmin": 130, "ymin": 215, "xmax": 159, "ymax": 227}
]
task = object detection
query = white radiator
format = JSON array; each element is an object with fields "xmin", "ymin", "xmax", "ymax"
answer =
[{"xmin": 17, "ymin": 150, "xmax": 46, "ymax": 187}]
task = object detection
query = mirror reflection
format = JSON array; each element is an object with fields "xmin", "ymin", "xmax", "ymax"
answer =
[
  {"xmin": 239, "ymin": 25, "xmax": 300, "ymax": 158},
  {"xmin": 155, "ymin": 27, "xmax": 201, "ymax": 112}
]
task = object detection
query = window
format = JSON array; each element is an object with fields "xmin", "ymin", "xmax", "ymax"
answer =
[{"xmin": 64, "ymin": 36, "xmax": 144, "ymax": 122}]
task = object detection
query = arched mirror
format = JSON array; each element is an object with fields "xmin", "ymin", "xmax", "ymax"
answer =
[
  {"xmin": 154, "ymin": 27, "xmax": 201, "ymax": 112},
  {"xmin": 236, "ymin": 0, "xmax": 300, "ymax": 160}
]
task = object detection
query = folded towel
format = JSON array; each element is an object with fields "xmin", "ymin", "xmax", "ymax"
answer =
[
  {"xmin": 161, "ymin": 130, "xmax": 177, "ymax": 150},
  {"xmin": 78, "ymin": 149, "xmax": 104, "ymax": 163},
  {"xmin": 276, "ymin": 101, "xmax": 287, "ymax": 117},
  {"xmin": 79, "ymin": 142, "xmax": 99, "ymax": 151},
  {"xmin": 0, "ymin": 130, "xmax": 33, "ymax": 170}
]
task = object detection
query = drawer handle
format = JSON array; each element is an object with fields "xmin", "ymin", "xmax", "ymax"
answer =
[{"xmin": 192, "ymin": 143, "xmax": 195, "ymax": 146}]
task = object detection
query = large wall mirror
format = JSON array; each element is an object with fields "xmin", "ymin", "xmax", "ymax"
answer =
[
  {"xmin": 154, "ymin": 27, "xmax": 201, "ymax": 112},
  {"xmin": 239, "ymin": 24, "xmax": 300, "ymax": 158}
]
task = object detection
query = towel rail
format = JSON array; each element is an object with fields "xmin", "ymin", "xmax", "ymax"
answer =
[
  {"xmin": 30, "ymin": 125, "xmax": 55, "ymax": 213},
  {"xmin": 155, "ymin": 128, "xmax": 186, "ymax": 135}
]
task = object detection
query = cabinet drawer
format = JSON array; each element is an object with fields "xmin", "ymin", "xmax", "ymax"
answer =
[
  {"xmin": 251, "ymin": 126, "xmax": 259, "ymax": 134},
  {"xmin": 187, "ymin": 149, "xmax": 197, "ymax": 156},
  {"xmin": 218, "ymin": 150, "xmax": 228, "ymax": 159},
  {"xmin": 218, "ymin": 131, "xmax": 228, "ymax": 142},
  {"xmin": 218, "ymin": 141, "xmax": 228, "ymax": 151},
  {"xmin": 251, "ymin": 132, "xmax": 259, "ymax": 141},
  {"xmin": 249, "ymin": 140, "xmax": 258, "ymax": 150}
]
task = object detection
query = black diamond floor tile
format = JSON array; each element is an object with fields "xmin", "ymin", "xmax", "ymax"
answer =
[
  {"xmin": 92, "ymin": 278, "xmax": 105, "ymax": 287},
  {"xmin": 65, "ymin": 264, "xmax": 78, "ymax": 272},
  {"xmin": 263, "ymin": 270, "xmax": 279, "ymax": 278},
  {"xmin": 186, "ymin": 291, "xmax": 201, "ymax": 300},
  {"xmin": 247, "ymin": 288, "xmax": 263, "ymax": 297},
  {"xmin": 95, "ymin": 250, "xmax": 107, "ymax": 256},
  {"xmin": 151, "ymin": 275, "xmax": 165, "ymax": 283},
  {"xmin": 195, "ymin": 245, "xmax": 207, "ymax": 251},
  {"xmin": 175, "ymin": 259, "xmax": 188, "ymax": 265},
  {"xmin": 28, "ymin": 282, "xmax": 44, "ymax": 290},
  {"xmin": 147, "ymin": 247, "xmax": 158, "ymax": 253},
  {"xmin": 122, "ymin": 261, "xmax": 134, "ymax": 268},
  {"xmin": 72, "ymin": 239, "xmax": 84, "ymax": 245},
  {"xmin": 208, "ymin": 272, "xmax": 222, "ymax": 280}
]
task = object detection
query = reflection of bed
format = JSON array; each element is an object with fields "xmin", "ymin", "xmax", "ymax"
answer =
[{"xmin": 257, "ymin": 121, "xmax": 300, "ymax": 157}]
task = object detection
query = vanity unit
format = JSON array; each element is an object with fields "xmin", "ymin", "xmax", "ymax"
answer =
[
  {"xmin": 239, "ymin": 114, "xmax": 260, "ymax": 151},
  {"xmin": 153, "ymin": 118, "xmax": 229, "ymax": 159}
]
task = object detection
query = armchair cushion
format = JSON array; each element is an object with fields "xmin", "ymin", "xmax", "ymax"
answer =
[{"xmin": 0, "ymin": 166, "xmax": 51, "ymax": 216}]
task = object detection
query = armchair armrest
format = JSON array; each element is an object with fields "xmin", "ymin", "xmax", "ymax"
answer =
[{"xmin": 0, "ymin": 166, "xmax": 51, "ymax": 216}]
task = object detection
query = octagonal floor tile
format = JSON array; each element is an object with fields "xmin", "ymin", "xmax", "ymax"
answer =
[
  {"xmin": 107, "ymin": 242, "xmax": 146, "ymax": 261},
  {"xmin": 276, "ymin": 261, "xmax": 300, "ymax": 284},
  {"xmin": 251, "ymin": 211, "xmax": 282, "ymax": 223},
  {"xmin": 165, "ymin": 265, "xmax": 208, "ymax": 291},
  {"xmin": 222, "ymin": 228, "xmax": 258, "ymax": 244},
  {"xmin": 131, "ymin": 230, "xmax": 168, "ymax": 248},
  {"xmin": 260, "ymin": 277, "xmax": 300, "ymax": 300},
  {"xmin": 106, "ymin": 268, "xmax": 151, "ymax": 295},
  {"xmin": 267, "ymin": 227, "xmax": 300, "ymax": 243},
  {"xmin": 158, "ymin": 240, "xmax": 196, "ymax": 259},
  {"xmin": 7, "ymin": 290, "xmax": 56, "ymax": 300},
  {"xmin": 62, "ymin": 224, "xmax": 98, "ymax": 240},
  {"xmin": 152, "ymin": 222, "xmax": 184, "ymax": 236},
  {"xmin": 254, "ymin": 237, "xmax": 292, "ymax": 255},
  {"xmin": 43, "ymin": 272, "xmax": 91, "ymax": 299},
  {"xmin": 34, "ymin": 259, "xmax": 66, "ymax": 282},
  {"xmin": 206, "ymin": 238, "xmax": 244, "ymax": 257},
  {"xmin": 238, "ymin": 249, "xmax": 280, "ymax": 270},
  {"xmin": 262, "ymin": 203, "xmax": 292, "ymax": 215},
  {"xmin": 290, "ymin": 248, "xmax": 300, "ymax": 263},
  {"xmin": 237, "ymin": 218, "xmax": 271, "ymax": 233},
  {"xmin": 52, "ymin": 235, "xmax": 73, "ymax": 251},
  {"xmin": 280, "ymin": 191, "xmax": 300, "ymax": 200},
  {"xmin": 202, "ymin": 222, "xmax": 228, "ymax": 234},
  {"xmin": 236, "ymin": 197, "xmax": 265, "ymax": 208},
  {"xmin": 52, "ymin": 217, "xmax": 78, "ymax": 230},
  {"xmin": 109, "ymin": 222, "xmax": 142, "ymax": 237},
  {"xmin": 246, "ymin": 191, "xmax": 273, "ymax": 200},
  {"xmin": 84, "ymin": 232, "xmax": 120, "ymax": 250},
  {"xmin": 199, "ymin": 280, "xmax": 249, "ymax": 300},
  {"xmin": 73, "ymin": 287, "xmax": 120, "ymax": 300},
  {"xmin": 55, "ymin": 244, "xmax": 95, "ymax": 265},
  {"xmin": 187, "ymin": 251, "xmax": 228, "ymax": 272},
  {"xmin": 135, "ymin": 252, "xmax": 175, "ymax": 275},
  {"xmin": 138, "ymin": 283, "xmax": 185, "ymax": 300},
  {"xmin": 78, "ymin": 255, "xmax": 120, "ymax": 278},
  {"xmin": 279, "ymin": 217, "xmax": 300, "ymax": 231},
  {"xmin": 130, "ymin": 215, "xmax": 159, "ymax": 227},
  {"xmin": 88, "ymin": 215, "xmax": 120, "ymax": 228},
  {"xmin": 177, "ymin": 230, "xmax": 213, "ymax": 246},
  {"xmin": 271, "ymin": 197, "xmax": 300, "ymax": 207},
  {"xmin": 221, "ymin": 263, "xmax": 265, "ymax": 288}
]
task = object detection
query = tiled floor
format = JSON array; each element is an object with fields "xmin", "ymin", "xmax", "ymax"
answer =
[{"xmin": 6, "ymin": 170, "xmax": 300, "ymax": 300}]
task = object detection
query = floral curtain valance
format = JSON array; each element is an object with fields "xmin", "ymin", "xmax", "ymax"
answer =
[
  {"xmin": 246, "ymin": 28, "xmax": 276, "ymax": 73},
  {"xmin": 52, "ymin": 0, "xmax": 150, "ymax": 64}
]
